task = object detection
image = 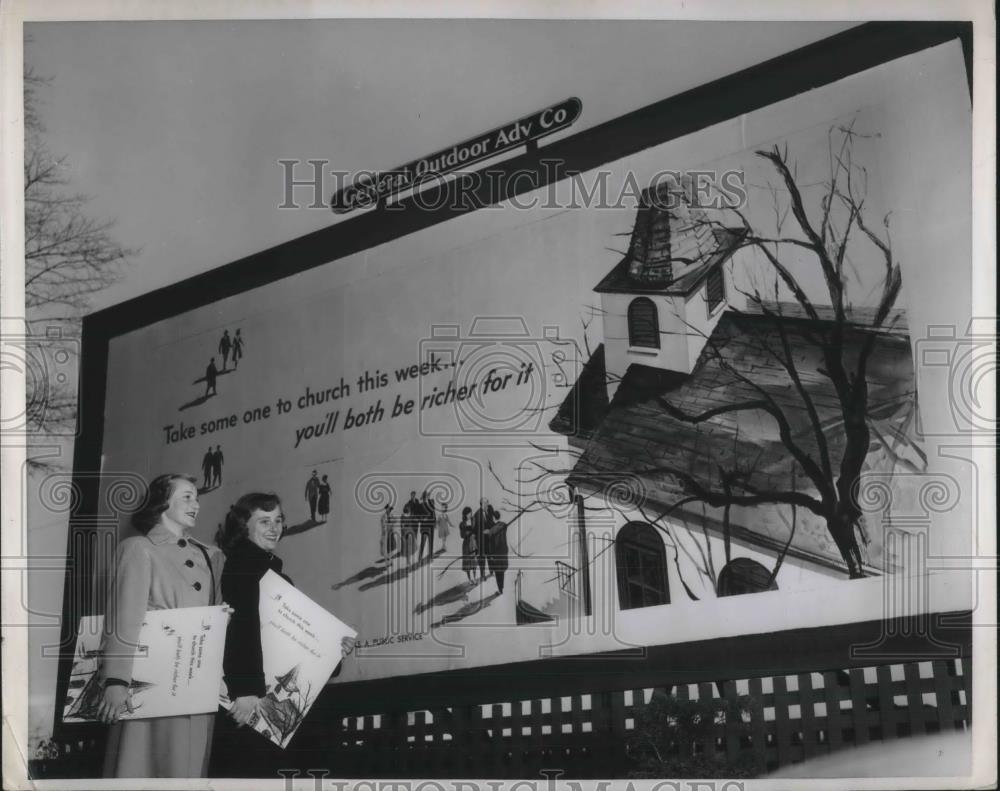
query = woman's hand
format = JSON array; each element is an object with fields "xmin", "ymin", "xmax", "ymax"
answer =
[
  {"xmin": 228, "ymin": 695, "xmax": 260, "ymax": 727},
  {"xmin": 341, "ymin": 635, "xmax": 357, "ymax": 658},
  {"xmin": 97, "ymin": 685, "xmax": 133, "ymax": 724}
]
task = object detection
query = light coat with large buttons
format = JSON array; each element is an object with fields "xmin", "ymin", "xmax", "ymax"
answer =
[{"xmin": 99, "ymin": 522, "xmax": 225, "ymax": 777}]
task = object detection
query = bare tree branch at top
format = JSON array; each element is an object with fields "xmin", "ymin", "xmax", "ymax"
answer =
[{"xmin": 23, "ymin": 60, "xmax": 136, "ymax": 467}]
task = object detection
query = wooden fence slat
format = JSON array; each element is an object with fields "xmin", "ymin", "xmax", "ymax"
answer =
[
  {"xmin": 551, "ymin": 695, "xmax": 566, "ymax": 753},
  {"xmin": 904, "ymin": 663, "xmax": 926, "ymax": 736},
  {"xmin": 723, "ymin": 680, "xmax": 743, "ymax": 762},
  {"xmin": 490, "ymin": 704, "xmax": 506, "ymax": 777},
  {"xmin": 876, "ymin": 665, "xmax": 898, "ymax": 741},
  {"xmin": 822, "ymin": 670, "xmax": 845, "ymax": 752},
  {"xmin": 416, "ymin": 710, "xmax": 429, "ymax": 774},
  {"xmin": 529, "ymin": 698, "xmax": 546, "ymax": 774},
  {"xmin": 450, "ymin": 705, "xmax": 471, "ymax": 777},
  {"xmin": 510, "ymin": 698, "xmax": 524, "ymax": 777},
  {"xmin": 697, "ymin": 682, "xmax": 717, "ymax": 759},
  {"xmin": 433, "ymin": 708, "xmax": 452, "ymax": 776},
  {"xmin": 929, "ymin": 661, "xmax": 955, "ymax": 731},
  {"xmin": 960, "ymin": 658, "xmax": 972, "ymax": 724},
  {"xmin": 471, "ymin": 703, "xmax": 489, "ymax": 777},
  {"xmin": 849, "ymin": 668, "xmax": 870, "ymax": 746},
  {"xmin": 747, "ymin": 676, "xmax": 768, "ymax": 775},
  {"xmin": 608, "ymin": 690, "xmax": 628, "ymax": 776},
  {"xmin": 797, "ymin": 672, "xmax": 819, "ymax": 760},
  {"xmin": 772, "ymin": 675, "xmax": 795, "ymax": 768}
]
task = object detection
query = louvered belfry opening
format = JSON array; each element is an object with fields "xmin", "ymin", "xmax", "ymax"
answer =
[{"xmin": 625, "ymin": 176, "xmax": 717, "ymax": 285}]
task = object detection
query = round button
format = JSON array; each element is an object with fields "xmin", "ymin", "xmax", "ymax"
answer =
[
  {"xmin": 185, "ymin": 559, "xmax": 194, "ymax": 568},
  {"xmin": 177, "ymin": 539, "xmax": 187, "ymax": 548},
  {"xmin": 193, "ymin": 581, "xmax": 202, "ymax": 591}
]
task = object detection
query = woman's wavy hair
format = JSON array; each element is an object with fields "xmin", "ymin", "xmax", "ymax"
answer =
[
  {"xmin": 131, "ymin": 473, "xmax": 197, "ymax": 535},
  {"xmin": 214, "ymin": 492, "xmax": 284, "ymax": 554}
]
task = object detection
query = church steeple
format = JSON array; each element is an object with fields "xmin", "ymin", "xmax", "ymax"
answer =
[
  {"xmin": 625, "ymin": 176, "xmax": 719, "ymax": 285},
  {"xmin": 593, "ymin": 176, "xmax": 745, "ymax": 401}
]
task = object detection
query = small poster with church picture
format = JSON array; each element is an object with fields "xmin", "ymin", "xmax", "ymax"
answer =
[
  {"xmin": 218, "ymin": 571, "xmax": 357, "ymax": 748},
  {"xmin": 63, "ymin": 606, "xmax": 229, "ymax": 722}
]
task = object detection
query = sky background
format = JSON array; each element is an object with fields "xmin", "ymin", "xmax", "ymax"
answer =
[{"xmin": 23, "ymin": 20, "xmax": 856, "ymax": 310}]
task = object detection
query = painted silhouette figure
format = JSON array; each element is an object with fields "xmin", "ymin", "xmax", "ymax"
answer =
[
  {"xmin": 380, "ymin": 504, "xmax": 396, "ymax": 564},
  {"xmin": 231, "ymin": 329, "xmax": 244, "ymax": 369},
  {"xmin": 487, "ymin": 518, "xmax": 510, "ymax": 595},
  {"xmin": 459, "ymin": 506, "xmax": 477, "ymax": 583},
  {"xmin": 211, "ymin": 445, "xmax": 224, "ymax": 486},
  {"xmin": 472, "ymin": 499, "xmax": 499, "ymax": 582},
  {"xmin": 417, "ymin": 490, "xmax": 435, "ymax": 562},
  {"xmin": 304, "ymin": 471, "xmax": 320, "ymax": 522},
  {"xmin": 219, "ymin": 330, "xmax": 232, "ymax": 370},
  {"xmin": 401, "ymin": 491, "xmax": 420, "ymax": 559},
  {"xmin": 317, "ymin": 475, "xmax": 332, "ymax": 523},
  {"xmin": 201, "ymin": 447, "xmax": 213, "ymax": 489},
  {"xmin": 205, "ymin": 358, "xmax": 219, "ymax": 397},
  {"xmin": 436, "ymin": 500, "xmax": 452, "ymax": 553}
]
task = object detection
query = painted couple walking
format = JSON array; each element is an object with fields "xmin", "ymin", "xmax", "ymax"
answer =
[
  {"xmin": 304, "ymin": 470, "xmax": 332, "ymax": 523},
  {"xmin": 217, "ymin": 329, "xmax": 244, "ymax": 371},
  {"xmin": 190, "ymin": 329, "xmax": 245, "ymax": 409},
  {"xmin": 202, "ymin": 330, "xmax": 244, "ymax": 398},
  {"xmin": 200, "ymin": 446, "xmax": 224, "ymax": 490},
  {"xmin": 459, "ymin": 499, "xmax": 509, "ymax": 595}
]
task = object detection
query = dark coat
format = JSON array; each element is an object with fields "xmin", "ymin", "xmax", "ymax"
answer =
[
  {"xmin": 473, "ymin": 505, "xmax": 500, "ymax": 556},
  {"xmin": 220, "ymin": 537, "xmax": 292, "ymax": 698},
  {"xmin": 210, "ymin": 536, "xmax": 345, "ymax": 776},
  {"xmin": 486, "ymin": 522, "xmax": 509, "ymax": 574}
]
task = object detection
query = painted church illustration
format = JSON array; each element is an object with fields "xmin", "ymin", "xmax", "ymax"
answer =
[{"xmin": 544, "ymin": 177, "xmax": 921, "ymax": 616}]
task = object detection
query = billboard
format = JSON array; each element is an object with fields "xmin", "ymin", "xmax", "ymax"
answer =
[{"xmin": 88, "ymin": 37, "xmax": 973, "ymax": 688}]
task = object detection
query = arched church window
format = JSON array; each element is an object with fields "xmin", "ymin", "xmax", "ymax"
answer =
[
  {"xmin": 716, "ymin": 558, "xmax": 778, "ymax": 597},
  {"xmin": 615, "ymin": 521, "xmax": 670, "ymax": 609},
  {"xmin": 628, "ymin": 297, "xmax": 660, "ymax": 348}
]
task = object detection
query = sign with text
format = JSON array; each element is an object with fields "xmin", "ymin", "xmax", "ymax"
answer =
[
  {"xmin": 94, "ymin": 44, "xmax": 967, "ymax": 685},
  {"xmin": 63, "ymin": 606, "xmax": 229, "ymax": 722},
  {"xmin": 219, "ymin": 571, "xmax": 357, "ymax": 748},
  {"xmin": 330, "ymin": 97, "xmax": 581, "ymax": 212}
]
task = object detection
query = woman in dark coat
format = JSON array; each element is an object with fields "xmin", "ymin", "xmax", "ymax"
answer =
[
  {"xmin": 458, "ymin": 506, "xmax": 477, "ymax": 583},
  {"xmin": 485, "ymin": 516, "xmax": 510, "ymax": 595},
  {"xmin": 317, "ymin": 475, "xmax": 332, "ymax": 522},
  {"xmin": 208, "ymin": 492, "xmax": 352, "ymax": 777}
]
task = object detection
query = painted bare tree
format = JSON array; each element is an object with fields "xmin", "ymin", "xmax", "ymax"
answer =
[
  {"xmin": 24, "ymin": 61, "xmax": 133, "ymax": 467},
  {"xmin": 492, "ymin": 124, "xmax": 913, "ymax": 592},
  {"xmin": 645, "ymin": 123, "xmax": 905, "ymax": 578}
]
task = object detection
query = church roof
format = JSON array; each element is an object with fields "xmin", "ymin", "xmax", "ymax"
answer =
[
  {"xmin": 551, "ymin": 303, "xmax": 915, "ymax": 573},
  {"xmin": 594, "ymin": 227, "xmax": 746, "ymax": 297},
  {"xmin": 595, "ymin": 178, "xmax": 746, "ymax": 296}
]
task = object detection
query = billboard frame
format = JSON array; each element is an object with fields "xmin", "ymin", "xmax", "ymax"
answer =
[{"xmin": 54, "ymin": 20, "xmax": 974, "ymax": 740}]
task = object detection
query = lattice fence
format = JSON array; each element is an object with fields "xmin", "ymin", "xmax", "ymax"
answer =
[
  {"xmin": 310, "ymin": 657, "xmax": 970, "ymax": 778},
  {"xmin": 33, "ymin": 651, "xmax": 972, "ymax": 779}
]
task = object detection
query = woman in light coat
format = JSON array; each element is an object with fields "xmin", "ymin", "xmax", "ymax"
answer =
[{"xmin": 96, "ymin": 473, "xmax": 225, "ymax": 778}]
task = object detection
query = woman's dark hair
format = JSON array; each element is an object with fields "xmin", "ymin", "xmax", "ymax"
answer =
[
  {"xmin": 462, "ymin": 506, "xmax": 472, "ymax": 518},
  {"xmin": 215, "ymin": 492, "xmax": 284, "ymax": 554},
  {"xmin": 131, "ymin": 473, "xmax": 197, "ymax": 535}
]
